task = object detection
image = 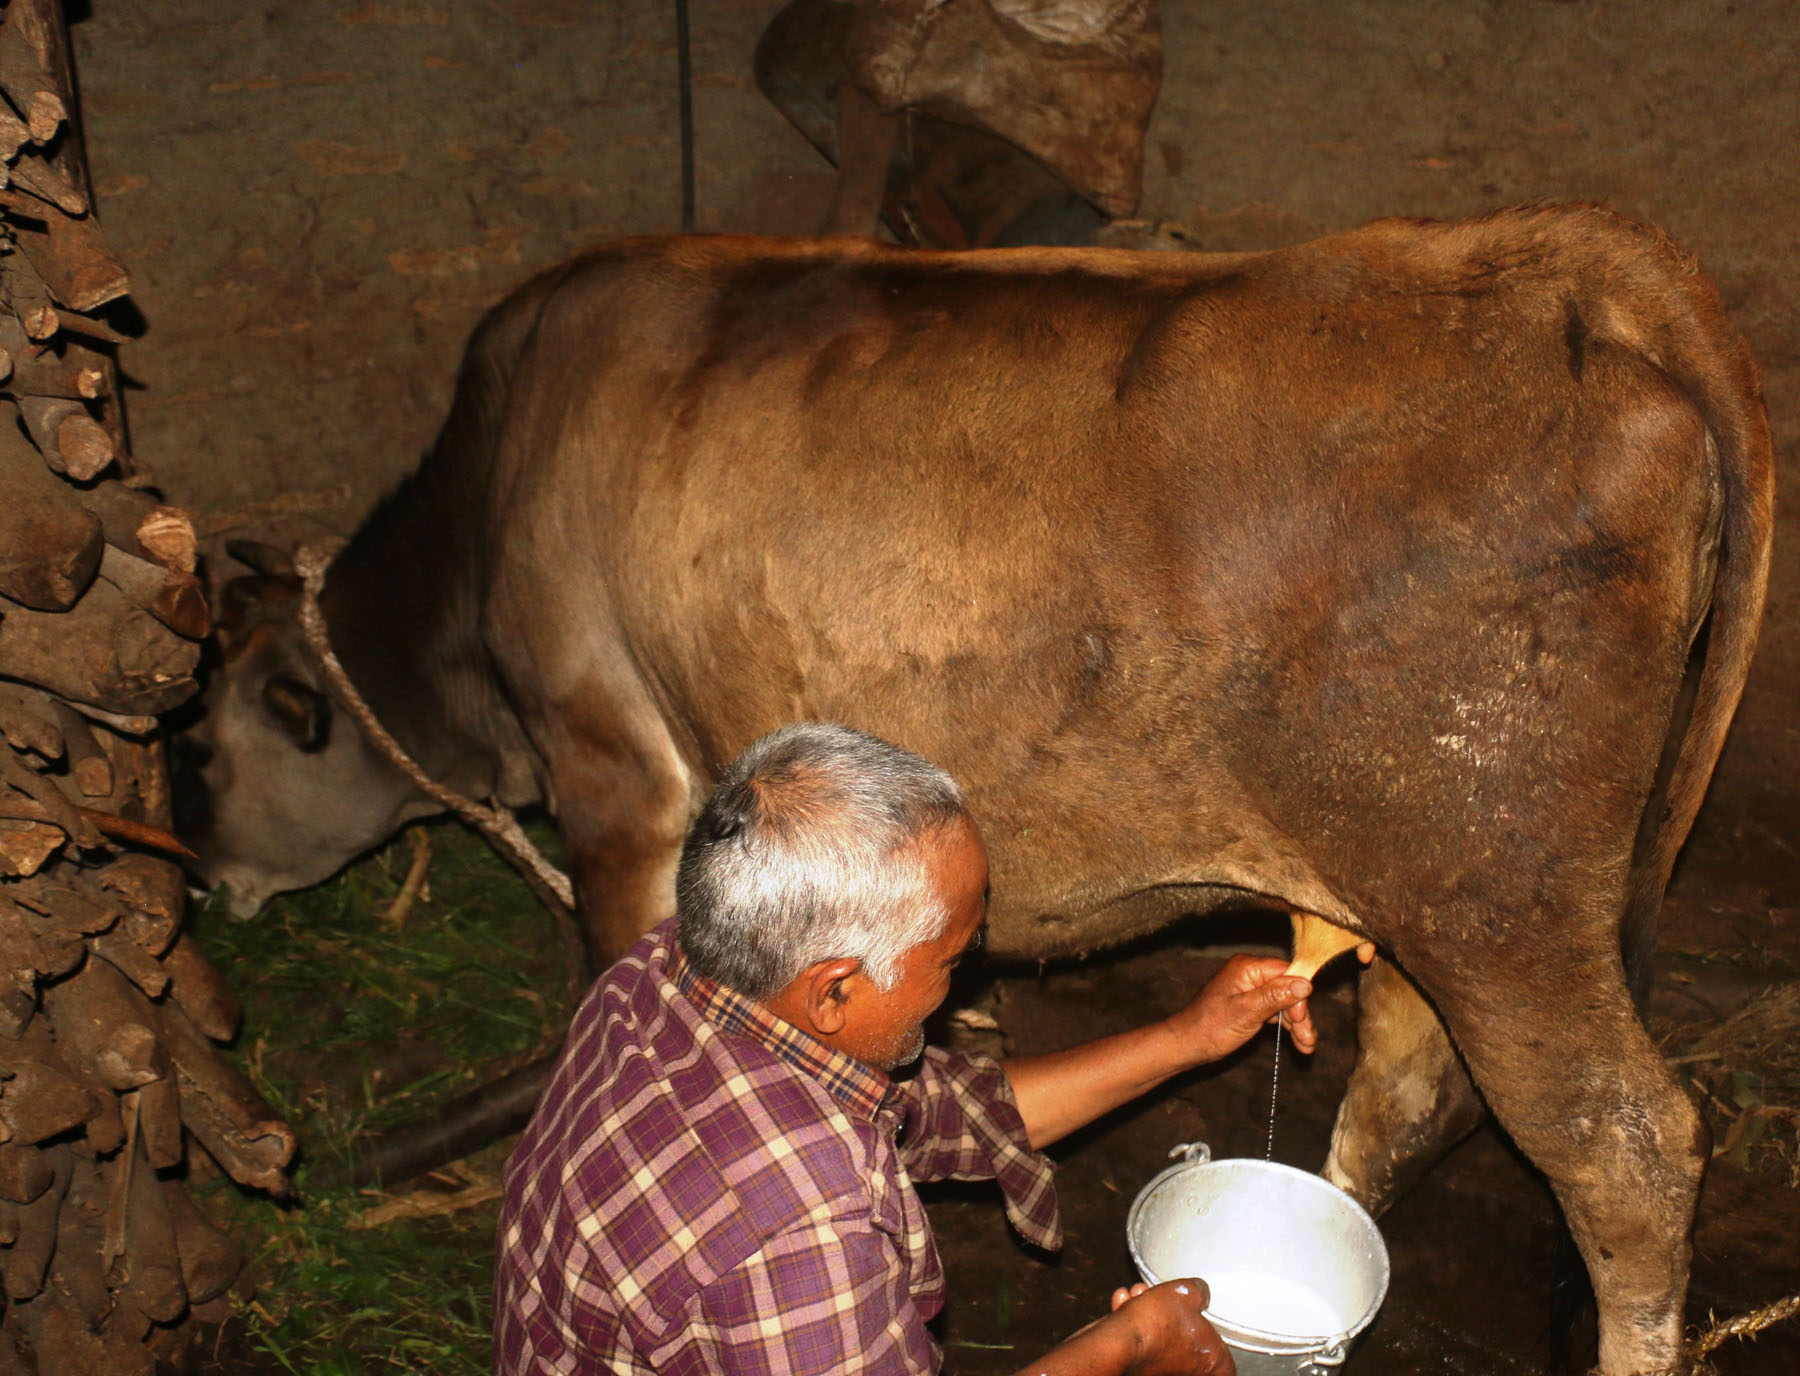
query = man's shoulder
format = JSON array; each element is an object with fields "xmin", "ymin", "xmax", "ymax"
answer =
[{"xmin": 499, "ymin": 922, "xmax": 883, "ymax": 1333}]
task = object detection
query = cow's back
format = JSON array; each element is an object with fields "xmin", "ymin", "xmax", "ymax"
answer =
[{"xmin": 473, "ymin": 208, "xmax": 1763, "ymax": 961}]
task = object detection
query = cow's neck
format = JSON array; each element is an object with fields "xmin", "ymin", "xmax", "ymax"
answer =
[{"xmin": 318, "ymin": 457, "xmax": 530, "ymax": 811}]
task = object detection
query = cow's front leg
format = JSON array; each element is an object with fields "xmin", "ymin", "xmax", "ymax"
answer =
[
  {"xmin": 537, "ymin": 694, "xmax": 697, "ymax": 967},
  {"xmin": 1322, "ymin": 953, "xmax": 1486, "ymax": 1216},
  {"xmin": 1414, "ymin": 937, "xmax": 1705, "ymax": 1376}
]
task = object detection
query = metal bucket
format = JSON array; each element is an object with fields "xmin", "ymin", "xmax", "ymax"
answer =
[{"xmin": 1126, "ymin": 1143, "xmax": 1389, "ymax": 1376}]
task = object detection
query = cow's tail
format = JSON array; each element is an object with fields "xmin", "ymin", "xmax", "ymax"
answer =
[{"xmin": 1578, "ymin": 208, "xmax": 1777, "ymax": 1009}]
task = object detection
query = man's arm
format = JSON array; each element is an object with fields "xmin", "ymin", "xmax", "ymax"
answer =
[{"xmin": 1003, "ymin": 954, "xmax": 1314, "ymax": 1150}]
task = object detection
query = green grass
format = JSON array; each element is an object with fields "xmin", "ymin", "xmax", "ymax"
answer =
[{"xmin": 187, "ymin": 819, "xmax": 571, "ymax": 1374}]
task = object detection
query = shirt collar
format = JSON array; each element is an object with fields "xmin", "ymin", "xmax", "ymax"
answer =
[{"xmin": 669, "ymin": 939, "xmax": 901, "ymax": 1123}]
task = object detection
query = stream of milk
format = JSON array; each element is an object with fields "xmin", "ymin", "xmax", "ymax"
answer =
[{"xmin": 1202, "ymin": 1270, "xmax": 1343, "ymax": 1337}]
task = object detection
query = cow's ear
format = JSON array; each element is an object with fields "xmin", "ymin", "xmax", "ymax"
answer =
[
  {"xmin": 262, "ymin": 675, "xmax": 333, "ymax": 753},
  {"xmin": 227, "ymin": 539, "xmax": 296, "ymax": 579},
  {"xmin": 214, "ymin": 575, "xmax": 268, "ymax": 649}
]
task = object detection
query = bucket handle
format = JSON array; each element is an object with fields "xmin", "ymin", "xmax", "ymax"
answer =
[
  {"xmin": 1167, "ymin": 1141, "xmax": 1213, "ymax": 1164},
  {"xmin": 1298, "ymin": 1342, "xmax": 1347, "ymax": 1373}
]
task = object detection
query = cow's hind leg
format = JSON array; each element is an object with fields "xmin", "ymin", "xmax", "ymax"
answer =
[
  {"xmin": 1411, "ymin": 934, "xmax": 1705, "ymax": 1376},
  {"xmin": 1323, "ymin": 954, "xmax": 1486, "ymax": 1216}
]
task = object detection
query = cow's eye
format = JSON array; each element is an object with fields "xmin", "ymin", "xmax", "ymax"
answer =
[{"xmin": 262, "ymin": 675, "xmax": 334, "ymax": 753}]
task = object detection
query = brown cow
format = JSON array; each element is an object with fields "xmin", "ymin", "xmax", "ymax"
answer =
[{"xmin": 181, "ymin": 204, "xmax": 1773, "ymax": 1375}]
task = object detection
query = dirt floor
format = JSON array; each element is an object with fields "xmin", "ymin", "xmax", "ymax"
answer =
[{"xmin": 59, "ymin": 1, "xmax": 1800, "ymax": 1371}]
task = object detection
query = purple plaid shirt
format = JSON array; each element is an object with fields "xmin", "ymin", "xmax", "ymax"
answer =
[{"xmin": 493, "ymin": 918, "xmax": 1061, "ymax": 1375}]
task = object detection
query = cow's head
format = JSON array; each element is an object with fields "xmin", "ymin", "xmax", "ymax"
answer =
[{"xmin": 175, "ymin": 540, "xmax": 429, "ymax": 918}]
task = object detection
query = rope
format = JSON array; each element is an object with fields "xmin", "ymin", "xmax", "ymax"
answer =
[
  {"xmin": 1691, "ymin": 1292, "xmax": 1800, "ymax": 1355},
  {"xmin": 1630, "ymin": 1290, "xmax": 1800, "ymax": 1375},
  {"xmin": 675, "ymin": 0, "xmax": 694, "ymax": 232},
  {"xmin": 292, "ymin": 544, "xmax": 587, "ymax": 1015}
]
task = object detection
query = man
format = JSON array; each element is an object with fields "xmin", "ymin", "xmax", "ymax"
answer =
[{"xmin": 495, "ymin": 723, "xmax": 1320, "ymax": 1375}]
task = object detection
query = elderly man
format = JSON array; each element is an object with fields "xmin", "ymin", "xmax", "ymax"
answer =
[{"xmin": 495, "ymin": 723, "xmax": 1319, "ymax": 1375}]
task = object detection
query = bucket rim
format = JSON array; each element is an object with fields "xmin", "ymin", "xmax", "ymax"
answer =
[{"xmin": 1125, "ymin": 1149, "xmax": 1390, "ymax": 1355}]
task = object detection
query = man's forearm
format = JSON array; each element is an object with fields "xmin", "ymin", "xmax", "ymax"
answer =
[
  {"xmin": 1002, "ymin": 954, "xmax": 1314, "ymax": 1150},
  {"xmin": 1015, "ymin": 1317, "xmax": 1141, "ymax": 1376},
  {"xmin": 1002, "ymin": 1019, "xmax": 1192, "ymax": 1150}
]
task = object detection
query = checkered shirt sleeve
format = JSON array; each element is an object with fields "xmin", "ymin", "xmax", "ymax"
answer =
[{"xmin": 897, "ymin": 1047, "xmax": 1063, "ymax": 1251}]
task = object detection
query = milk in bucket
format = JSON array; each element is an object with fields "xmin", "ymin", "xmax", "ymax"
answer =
[{"xmin": 1126, "ymin": 1143, "xmax": 1389, "ymax": 1374}]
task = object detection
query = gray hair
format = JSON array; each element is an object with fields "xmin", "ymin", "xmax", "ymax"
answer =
[{"xmin": 676, "ymin": 722, "xmax": 967, "ymax": 999}]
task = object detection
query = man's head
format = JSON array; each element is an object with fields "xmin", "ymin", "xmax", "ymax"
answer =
[{"xmin": 676, "ymin": 723, "xmax": 988, "ymax": 1069}]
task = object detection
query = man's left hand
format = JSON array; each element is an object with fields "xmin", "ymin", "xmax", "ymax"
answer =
[{"xmin": 1167, "ymin": 954, "xmax": 1317, "ymax": 1061}]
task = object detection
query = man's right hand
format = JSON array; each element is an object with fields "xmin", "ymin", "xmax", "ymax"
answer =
[
  {"xmin": 1107, "ymin": 1279, "xmax": 1235, "ymax": 1376},
  {"xmin": 1016, "ymin": 1277, "xmax": 1235, "ymax": 1376}
]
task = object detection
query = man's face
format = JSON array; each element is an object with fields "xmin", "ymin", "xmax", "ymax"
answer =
[{"xmin": 839, "ymin": 815, "xmax": 989, "ymax": 1071}]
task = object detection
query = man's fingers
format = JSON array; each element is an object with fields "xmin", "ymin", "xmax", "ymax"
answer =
[
  {"xmin": 1111, "ymin": 1282, "xmax": 1152, "ymax": 1311},
  {"xmin": 1254, "ymin": 976, "xmax": 1311, "ymax": 1018},
  {"xmin": 1227, "ymin": 953, "xmax": 1293, "ymax": 988},
  {"xmin": 1264, "ymin": 978, "xmax": 1318, "ymax": 1052},
  {"xmin": 1162, "ymin": 1277, "xmax": 1211, "ymax": 1310},
  {"xmin": 1285, "ymin": 1005, "xmax": 1318, "ymax": 1053}
]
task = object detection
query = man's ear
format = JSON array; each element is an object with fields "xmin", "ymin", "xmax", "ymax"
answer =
[{"xmin": 789, "ymin": 957, "xmax": 865, "ymax": 1037}]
